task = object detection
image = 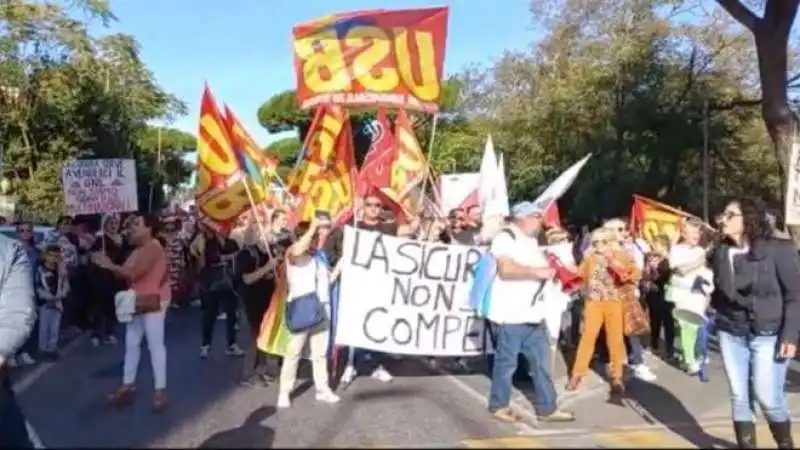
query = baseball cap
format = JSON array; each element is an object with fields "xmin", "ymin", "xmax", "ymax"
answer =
[{"xmin": 511, "ymin": 201, "xmax": 545, "ymax": 218}]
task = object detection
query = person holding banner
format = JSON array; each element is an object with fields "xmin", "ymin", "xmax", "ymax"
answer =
[
  {"xmin": 486, "ymin": 202, "xmax": 574, "ymax": 424},
  {"xmin": 277, "ymin": 218, "xmax": 340, "ymax": 408},
  {"xmin": 340, "ymin": 193, "xmax": 407, "ymax": 386},
  {"xmin": 88, "ymin": 213, "xmax": 125, "ymax": 347},
  {"xmin": 235, "ymin": 220, "xmax": 283, "ymax": 387},
  {"xmin": 710, "ymin": 198, "xmax": 800, "ymax": 448}
]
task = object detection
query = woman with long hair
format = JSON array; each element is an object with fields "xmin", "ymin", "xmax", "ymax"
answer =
[
  {"xmin": 193, "ymin": 225, "xmax": 244, "ymax": 359},
  {"xmin": 712, "ymin": 198, "xmax": 800, "ymax": 448},
  {"xmin": 92, "ymin": 212, "xmax": 170, "ymax": 412},
  {"xmin": 88, "ymin": 213, "xmax": 126, "ymax": 347},
  {"xmin": 567, "ymin": 227, "xmax": 641, "ymax": 402}
]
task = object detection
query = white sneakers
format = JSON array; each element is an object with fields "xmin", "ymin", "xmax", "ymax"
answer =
[
  {"xmin": 370, "ymin": 366, "xmax": 393, "ymax": 383},
  {"xmin": 277, "ymin": 391, "xmax": 340, "ymax": 409},
  {"xmin": 8, "ymin": 352, "xmax": 36, "ymax": 367},
  {"xmin": 631, "ymin": 364, "xmax": 657, "ymax": 382},
  {"xmin": 340, "ymin": 365, "xmax": 357, "ymax": 385},
  {"xmin": 340, "ymin": 365, "xmax": 394, "ymax": 385},
  {"xmin": 225, "ymin": 344, "xmax": 245, "ymax": 357}
]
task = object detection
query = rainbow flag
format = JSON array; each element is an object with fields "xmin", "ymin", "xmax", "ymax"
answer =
[
  {"xmin": 256, "ymin": 266, "xmax": 292, "ymax": 356},
  {"xmin": 256, "ymin": 254, "xmax": 338, "ymax": 359}
]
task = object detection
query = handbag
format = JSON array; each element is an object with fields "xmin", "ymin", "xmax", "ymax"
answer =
[
  {"xmin": 622, "ymin": 284, "xmax": 650, "ymax": 336},
  {"xmin": 284, "ymin": 258, "xmax": 326, "ymax": 334},
  {"xmin": 135, "ymin": 294, "xmax": 161, "ymax": 314}
]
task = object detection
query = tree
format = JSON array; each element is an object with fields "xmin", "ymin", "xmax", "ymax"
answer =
[
  {"xmin": 455, "ymin": 0, "xmax": 778, "ymax": 224},
  {"xmin": 0, "ymin": 0, "xmax": 188, "ymax": 222},
  {"xmin": 256, "ymin": 77, "xmax": 467, "ymax": 165},
  {"xmin": 713, "ymin": 0, "xmax": 799, "ymax": 232}
]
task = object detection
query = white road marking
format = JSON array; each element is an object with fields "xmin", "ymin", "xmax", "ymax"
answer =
[
  {"xmin": 14, "ymin": 334, "xmax": 88, "ymax": 449},
  {"xmin": 13, "ymin": 334, "xmax": 88, "ymax": 394},
  {"xmin": 26, "ymin": 420, "xmax": 45, "ymax": 448}
]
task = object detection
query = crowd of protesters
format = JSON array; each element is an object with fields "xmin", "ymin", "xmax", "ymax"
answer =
[{"xmin": 2, "ymin": 192, "xmax": 799, "ymax": 449}]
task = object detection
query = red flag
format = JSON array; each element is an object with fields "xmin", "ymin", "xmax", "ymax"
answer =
[
  {"xmin": 544, "ymin": 203, "xmax": 561, "ymax": 228},
  {"xmin": 357, "ymin": 108, "xmax": 396, "ymax": 196}
]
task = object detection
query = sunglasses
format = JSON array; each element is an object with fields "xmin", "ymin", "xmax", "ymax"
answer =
[{"xmin": 721, "ymin": 211, "xmax": 741, "ymax": 221}]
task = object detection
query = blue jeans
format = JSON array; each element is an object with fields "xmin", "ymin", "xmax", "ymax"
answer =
[
  {"xmin": 488, "ymin": 322, "xmax": 557, "ymax": 416},
  {"xmin": 627, "ymin": 335, "xmax": 645, "ymax": 366},
  {"xmin": 718, "ymin": 331, "xmax": 790, "ymax": 422},
  {"xmin": 0, "ymin": 372, "xmax": 33, "ymax": 448},
  {"xmin": 346, "ymin": 347, "xmax": 389, "ymax": 372}
]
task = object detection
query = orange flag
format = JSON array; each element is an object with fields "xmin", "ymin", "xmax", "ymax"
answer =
[
  {"xmin": 630, "ymin": 195, "xmax": 694, "ymax": 245},
  {"xmin": 224, "ymin": 105, "xmax": 280, "ymax": 180},
  {"xmin": 195, "ymin": 85, "xmax": 261, "ymax": 235},
  {"xmin": 287, "ymin": 105, "xmax": 356, "ymax": 225},
  {"xmin": 380, "ymin": 109, "xmax": 427, "ymax": 222}
]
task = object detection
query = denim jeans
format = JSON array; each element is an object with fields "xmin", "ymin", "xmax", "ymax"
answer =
[
  {"xmin": 346, "ymin": 347, "xmax": 389, "ymax": 372},
  {"xmin": 0, "ymin": 371, "xmax": 33, "ymax": 448},
  {"xmin": 627, "ymin": 335, "xmax": 645, "ymax": 366},
  {"xmin": 488, "ymin": 322, "xmax": 557, "ymax": 416},
  {"xmin": 718, "ymin": 331, "xmax": 790, "ymax": 422}
]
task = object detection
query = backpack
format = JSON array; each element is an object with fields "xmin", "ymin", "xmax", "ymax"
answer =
[{"xmin": 468, "ymin": 228, "xmax": 517, "ymax": 318}]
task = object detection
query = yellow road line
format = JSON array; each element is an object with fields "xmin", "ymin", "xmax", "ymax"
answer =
[{"xmin": 461, "ymin": 423, "xmax": 800, "ymax": 449}]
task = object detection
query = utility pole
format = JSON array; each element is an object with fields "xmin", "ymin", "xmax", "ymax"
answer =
[{"xmin": 702, "ymin": 98, "xmax": 710, "ymax": 223}]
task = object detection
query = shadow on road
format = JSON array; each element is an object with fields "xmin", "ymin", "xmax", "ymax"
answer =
[
  {"xmin": 199, "ymin": 406, "xmax": 276, "ymax": 449},
  {"xmin": 625, "ymin": 379, "xmax": 735, "ymax": 448}
]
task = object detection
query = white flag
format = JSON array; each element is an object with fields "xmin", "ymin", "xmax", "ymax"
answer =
[{"xmin": 533, "ymin": 154, "xmax": 592, "ymax": 212}]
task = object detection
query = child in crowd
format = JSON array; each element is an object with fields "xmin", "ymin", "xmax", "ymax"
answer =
[{"xmin": 36, "ymin": 244, "xmax": 70, "ymax": 361}]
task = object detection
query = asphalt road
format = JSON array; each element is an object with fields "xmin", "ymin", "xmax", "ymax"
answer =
[{"xmin": 11, "ymin": 309, "xmax": 800, "ymax": 448}]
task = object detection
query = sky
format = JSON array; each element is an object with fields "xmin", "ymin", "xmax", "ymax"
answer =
[{"xmin": 96, "ymin": 0, "xmax": 538, "ymax": 149}]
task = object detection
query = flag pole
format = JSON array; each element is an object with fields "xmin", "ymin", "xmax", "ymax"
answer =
[{"xmin": 416, "ymin": 113, "xmax": 439, "ymax": 213}]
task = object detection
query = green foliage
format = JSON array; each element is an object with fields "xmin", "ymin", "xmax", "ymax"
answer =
[{"xmin": 0, "ymin": 0, "xmax": 189, "ymax": 222}]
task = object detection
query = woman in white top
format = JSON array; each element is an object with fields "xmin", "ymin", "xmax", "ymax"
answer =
[
  {"xmin": 277, "ymin": 218, "xmax": 340, "ymax": 408},
  {"xmin": 666, "ymin": 219, "xmax": 713, "ymax": 376}
]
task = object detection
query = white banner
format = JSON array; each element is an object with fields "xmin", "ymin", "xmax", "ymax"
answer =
[
  {"xmin": 337, "ymin": 226, "xmax": 491, "ymax": 356},
  {"xmin": 62, "ymin": 159, "xmax": 138, "ymax": 216},
  {"xmin": 785, "ymin": 137, "xmax": 800, "ymax": 226}
]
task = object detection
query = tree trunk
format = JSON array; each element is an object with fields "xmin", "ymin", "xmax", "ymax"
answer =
[{"xmin": 753, "ymin": 14, "xmax": 799, "ymax": 242}]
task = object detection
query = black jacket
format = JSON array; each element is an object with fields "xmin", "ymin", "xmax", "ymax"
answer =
[{"xmin": 711, "ymin": 238, "xmax": 800, "ymax": 343}]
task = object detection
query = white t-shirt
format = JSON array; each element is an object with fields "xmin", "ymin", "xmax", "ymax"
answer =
[
  {"xmin": 286, "ymin": 255, "xmax": 330, "ymax": 309},
  {"xmin": 487, "ymin": 225, "xmax": 550, "ymax": 325}
]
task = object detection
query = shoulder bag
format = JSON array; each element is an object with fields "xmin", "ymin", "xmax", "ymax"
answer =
[{"xmin": 285, "ymin": 258, "xmax": 326, "ymax": 333}]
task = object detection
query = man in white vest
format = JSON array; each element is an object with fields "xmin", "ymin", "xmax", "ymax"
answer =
[{"xmin": 486, "ymin": 201, "xmax": 575, "ymax": 423}]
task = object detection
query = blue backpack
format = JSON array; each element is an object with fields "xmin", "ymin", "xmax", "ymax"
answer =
[{"xmin": 468, "ymin": 229, "xmax": 516, "ymax": 318}]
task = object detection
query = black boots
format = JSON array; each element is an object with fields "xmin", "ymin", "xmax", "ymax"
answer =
[
  {"xmin": 733, "ymin": 421, "xmax": 757, "ymax": 449},
  {"xmin": 768, "ymin": 421, "xmax": 794, "ymax": 449}
]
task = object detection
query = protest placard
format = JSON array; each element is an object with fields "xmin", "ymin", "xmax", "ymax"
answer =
[
  {"xmin": 62, "ymin": 159, "xmax": 138, "ymax": 215},
  {"xmin": 336, "ymin": 226, "xmax": 490, "ymax": 356}
]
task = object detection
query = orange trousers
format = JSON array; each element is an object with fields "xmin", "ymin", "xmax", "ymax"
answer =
[{"xmin": 571, "ymin": 300, "xmax": 627, "ymax": 384}]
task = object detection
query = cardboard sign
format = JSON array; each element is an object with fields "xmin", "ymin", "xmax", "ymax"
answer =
[{"xmin": 62, "ymin": 159, "xmax": 138, "ymax": 215}]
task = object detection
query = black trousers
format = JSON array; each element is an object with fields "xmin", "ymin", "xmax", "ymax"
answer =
[
  {"xmin": 201, "ymin": 288, "xmax": 239, "ymax": 348},
  {"xmin": 648, "ymin": 295, "xmax": 675, "ymax": 354},
  {"xmin": 0, "ymin": 370, "xmax": 33, "ymax": 448},
  {"xmin": 240, "ymin": 301, "xmax": 279, "ymax": 379},
  {"xmin": 89, "ymin": 287, "xmax": 118, "ymax": 340}
]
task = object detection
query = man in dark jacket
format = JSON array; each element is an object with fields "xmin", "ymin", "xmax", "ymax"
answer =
[{"xmin": 0, "ymin": 234, "xmax": 37, "ymax": 448}]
